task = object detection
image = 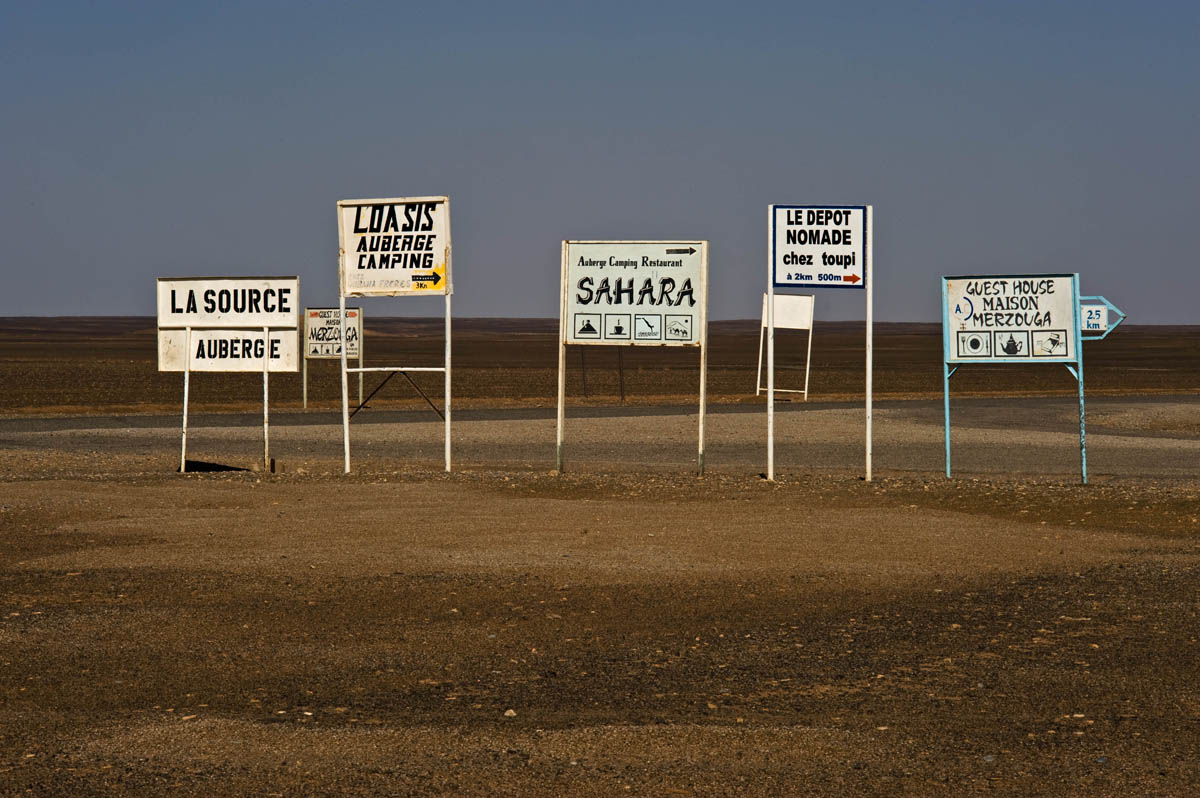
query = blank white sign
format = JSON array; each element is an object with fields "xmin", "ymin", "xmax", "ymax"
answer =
[{"xmin": 761, "ymin": 293, "xmax": 814, "ymax": 330}]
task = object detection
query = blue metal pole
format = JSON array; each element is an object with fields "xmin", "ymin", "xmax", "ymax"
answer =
[
  {"xmin": 1073, "ymin": 274, "xmax": 1086, "ymax": 485},
  {"xmin": 941, "ymin": 278, "xmax": 952, "ymax": 478},
  {"xmin": 1078, "ymin": 360, "xmax": 1087, "ymax": 485},
  {"xmin": 944, "ymin": 362, "xmax": 952, "ymax": 478}
]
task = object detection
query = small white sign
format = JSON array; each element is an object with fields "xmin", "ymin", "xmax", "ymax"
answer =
[
  {"xmin": 338, "ymin": 197, "xmax": 450, "ymax": 297},
  {"xmin": 771, "ymin": 205, "xmax": 868, "ymax": 289},
  {"xmin": 1081, "ymin": 304, "xmax": 1108, "ymax": 332},
  {"xmin": 158, "ymin": 328, "xmax": 299, "ymax": 372},
  {"xmin": 157, "ymin": 277, "xmax": 299, "ymax": 329},
  {"xmin": 305, "ymin": 308, "xmax": 361, "ymax": 359},
  {"xmin": 562, "ymin": 241, "xmax": 707, "ymax": 346},
  {"xmin": 944, "ymin": 274, "xmax": 1079, "ymax": 362},
  {"xmin": 761, "ymin": 293, "xmax": 814, "ymax": 331}
]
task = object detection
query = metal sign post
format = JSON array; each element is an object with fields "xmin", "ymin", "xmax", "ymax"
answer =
[
  {"xmin": 180, "ymin": 327, "xmax": 191, "ymax": 472},
  {"xmin": 261, "ymin": 326, "xmax": 270, "ymax": 468},
  {"xmin": 336, "ymin": 196, "xmax": 452, "ymax": 474},
  {"xmin": 157, "ymin": 276, "xmax": 300, "ymax": 472},
  {"xmin": 942, "ymin": 273, "xmax": 1089, "ymax": 483},
  {"xmin": 767, "ymin": 205, "xmax": 872, "ymax": 482},
  {"xmin": 556, "ymin": 240, "xmax": 708, "ymax": 474}
]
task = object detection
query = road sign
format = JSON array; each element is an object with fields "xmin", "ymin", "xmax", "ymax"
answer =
[
  {"xmin": 562, "ymin": 241, "xmax": 706, "ymax": 346},
  {"xmin": 158, "ymin": 328, "xmax": 299, "ymax": 372},
  {"xmin": 1079, "ymin": 296, "xmax": 1126, "ymax": 341},
  {"xmin": 1081, "ymin": 304, "xmax": 1107, "ymax": 332},
  {"xmin": 766, "ymin": 204, "xmax": 873, "ymax": 482},
  {"xmin": 305, "ymin": 307, "xmax": 361, "ymax": 359},
  {"xmin": 771, "ymin": 205, "xmax": 868, "ymax": 289},
  {"xmin": 1080, "ymin": 303, "xmax": 1104, "ymax": 331},
  {"xmin": 557, "ymin": 240, "xmax": 709, "ymax": 474},
  {"xmin": 336, "ymin": 197, "xmax": 453, "ymax": 474},
  {"xmin": 943, "ymin": 274, "xmax": 1080, "ymax": 363},
  {"xmin": 337, "ymin": 197, "xmax": 451, "ymax": 297},
  {"xmin": 941, "ymin": 273, "xmax": 1087, "ymax": 484},
  {"xmin": 156, "ymin": 275, "xmax": 300, "ymax": 474},
  {"xmin": 157, "ymin": 277, "xmax": 299, "ymax": 328}
]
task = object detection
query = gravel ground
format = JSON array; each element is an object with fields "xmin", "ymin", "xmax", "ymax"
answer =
[{"xmin": 1, "ymin": 395, "xmax": 1199, "ymax": 795}]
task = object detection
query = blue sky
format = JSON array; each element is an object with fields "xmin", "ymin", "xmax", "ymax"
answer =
[{"xmin": 2, "ymin": 1, "xmax": 1196, "ymax": 321}]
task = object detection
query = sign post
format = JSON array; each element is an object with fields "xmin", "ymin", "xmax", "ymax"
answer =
[
  {"xmin": 557, "ymin": 240, "xmax": 708, "ymax": 473},
  {"xmin": 941, "ymin": 273, "xmax": 1087, "ymax": 482},
  {"xmin": 156, "ymin": 277, "xmax": 300, "ymax": 472},
  {"xmin": 303, "ymin": 307, "xmax": 363, "ymax": 409},
  {"xmin": 336, "ymin": 197, "xmax": 451, "ymax": 474},
  {"xmin": 767, "ymin": 205, "xmax": 872, "ymax": 482},
  {"xmin": 1079, "ymin": 296, "xmax": 1126, "ymax": 340}
]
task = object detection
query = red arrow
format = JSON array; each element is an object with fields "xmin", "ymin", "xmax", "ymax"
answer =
[{"xmin": 843, "ymin": 274, "xmax": 861, "ymax": 284}]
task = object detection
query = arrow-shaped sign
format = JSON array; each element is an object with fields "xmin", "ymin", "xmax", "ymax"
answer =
[
  {"xmin": 413, "ymin": 272, "xmax": 442, "ymax": 286},
  {"xmin": 665, "ymin": 247, "xmax": 696, "ymax": 255},
  {"xmin": 842, "ymin": 274, "xmax": 861, "ymax": 284},
  {"xmin": 1080, "ymin": 295, "xmax": 1126, "ymax": 341}
]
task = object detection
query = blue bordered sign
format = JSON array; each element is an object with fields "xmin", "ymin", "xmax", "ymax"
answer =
[
  {"xmin": 771, "ymin": 205, "xmax": 868, "ymax": 289},
  {"xmin": 941, "ymin": 273, "xmax": 1088, "ymax": 484},
  {"xmin": 1079, "ymin": 295, "xmax": 1126, "ymax": 341},
  {"xmin": 942, "ymin": 274, "xmax": 1081, "ymax": 364}
]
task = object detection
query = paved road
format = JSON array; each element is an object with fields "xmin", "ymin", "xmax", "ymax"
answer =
[{"xmin": 2, "ymin": 395, "xmax": 1196, "ymax": 481}]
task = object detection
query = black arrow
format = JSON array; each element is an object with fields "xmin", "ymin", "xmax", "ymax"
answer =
[
  {"xmin": 413, "ymin": 272, "xmax": 442, "ymax": 285},
  {"xmin": 665, "ymin": 247, "xmax": 696, "ymax": 255}
]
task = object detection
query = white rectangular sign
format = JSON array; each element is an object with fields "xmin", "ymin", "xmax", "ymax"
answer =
[
  {"xmin": 944, "ymin": 274, "xmax": 1080, "ymax": 363},
  {"xmin": 305, "ymin": 307, "xmax": 361, "ymax": 359},
  {"xmin": 338, "ymin": 196, "xmax": 451, "ymax": 297},
  {"xmin": 1081, "ymin": 304, "xmax": 1108, "ymax": 332},
  {"xmin": 761, "ymin": 293, "xmax": 814, "ymax": 331},
  {"xmin": 771, "ymin": 205, "xmax": 868, "ymax": 289},
  {"xmin": 158, "ymin": 328, "xmax": 300, "ymax": 372},
  {"xmin": 562, "ymin": 241, "xmax": 707, "ymax": 346},
  {"xmin": 157, "ymin": 277, "xmax": 299, "ymax": 329}
]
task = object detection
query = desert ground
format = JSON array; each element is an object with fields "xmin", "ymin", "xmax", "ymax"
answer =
[{"xmin": 1, "ymin": 318, "xmax": 1198, "ymax": 795}]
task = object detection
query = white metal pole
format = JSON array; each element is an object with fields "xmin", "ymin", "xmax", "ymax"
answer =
[
  {"xmin": 262, "ymin": 326, "xmax": 270, "ymax": 471},
  {"xmin": 556, "ymin": 241, "xmax": 568, "ymax": 473},
  {"xmin": 865, "ymin": 205, "xmax": 874, "ymax": 483},
  {"xmin": 698, "ymin": 243, "xmax": 708, "ymax": 476},
  {"xmin": 302, "ymin": 351, "xmax": 308, "ymax": 410},
  {"xmin": 339, "ymin": 292, "xmax": 351, "ymax": 474},
  {"xmin": 444, "ymin": 292, "xmax": 452, "ymax": 473},
  {"xmin": 755, "ymin": 302, "xmax": 765, "ymax": 395},
  {"xmin": 699, "ymin": 339, "xmax": 707, "ymax": 475},
  {"xmin": 358, "ymin": 312, "xmax": 364, "ymax": 406},
  {"xmin": 767, "ymin": 208, "xmax": 776, "ymax": 482},
  {"xmin": 556, "ymin": 337, "xmax": 566, "ymax": 472},
  {"xmin": 180, "ymin": 326, "xmax": 191, "ymax": 473},
  {"xmin": 804, "ymin": 315, "xmax": 814, "ymax": 402}
]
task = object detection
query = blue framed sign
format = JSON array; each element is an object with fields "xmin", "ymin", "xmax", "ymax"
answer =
[
  {"xmin": 942, "ymin": 274, "xmax": 1081, "ymax": 363},
  {"xmin": 1079, "ymin": 295, "xmax": 1126, "ymax": 340},
  {"xmin": 941, "ymin": 273, "xmax": 1087, "ymax": 484}
]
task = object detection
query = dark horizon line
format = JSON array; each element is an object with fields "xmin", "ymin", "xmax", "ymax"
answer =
[{"xmin": 0, "ymin": 315, "xmax": 1192, "ymax": 332}]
